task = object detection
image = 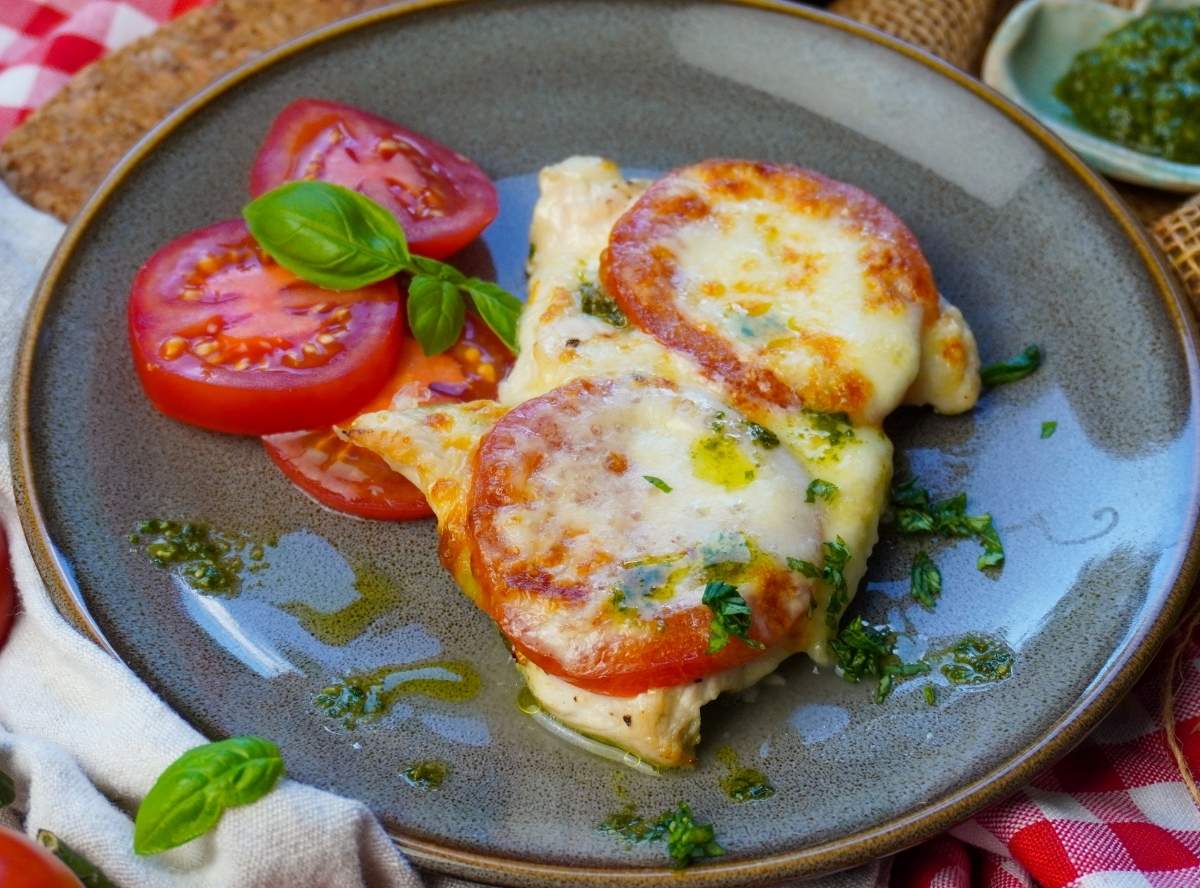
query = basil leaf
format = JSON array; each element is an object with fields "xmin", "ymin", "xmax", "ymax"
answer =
[
  {"xmin": 910, "ymin": 551, "xmax": 941, "ymax": 610},
  {"xmin": 789, "ymin": 538, "xmax": 851, "ymax": 628},
  {"xmin": 243, "ymin": 181, "xmax": 409, "ymax": 290},
  {"xmin": 464, "ymin": 278, "xmax": 522, "ymax": 353},
  {"xmin": 1041, "ymin": 420, "xmax": 1057, "ymax": 439},
  {"xmin": 981, "ymin": 344, "xmax": 1041, "ymax": 387},
  {"xmin": 408, "ymin": 274, "xmax": 466, "ymax": 356},
  {"xmin": 702, "ymin": 581, "xmax": 762, "ymax": 653},
  {"xmin": 643, "ymin": 475, "xmax": 672, "ymax": 493},
  {"xmin": 37, "ymin": 830, "xmax": 118, "ymax": 888},
  {"xmin": 0, "ymin": 769, "xmax": 13, "ymax": 808},
  {"xmin": 805, "ymin": 479, "xmax": 838, "ymax": 503},
  {"xmin": 744, "ymin": 421, "xmax": 780, "ymax": 449},
  {"xmin": 134, "ymin": 736, "xmax": 284, "ymax": 855}
]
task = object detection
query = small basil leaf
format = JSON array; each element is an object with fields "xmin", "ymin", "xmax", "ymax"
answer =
[
  {"xmin": 408, "ymin": 275, "xmax": 466, "ymax": 356},
  {"xmin": 243, "ymin": 181, "xmax": 408, "ymax": 290},
  {"xmin": 0, "ymin": 769, "xmax": 13, "ymax": 808},
  {"xmin": 910, "ymin": 551, "xmax": 942, "ymax": 610},
  {"xmin": 134, "ymin": 736, "xmax": 284, "ymax": 856},
  {"xmin": 980, "ymin": 344, "xmax": 1041, "ymax": 387},
  {"xmin": 464, "ymin": 278, "xmax": 522, "ymax": 353}
]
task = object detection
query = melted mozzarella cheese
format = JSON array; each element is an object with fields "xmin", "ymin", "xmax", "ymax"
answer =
[{"xmin": 346, "ymin": 156, "xmax": 981, "ymax": 768}]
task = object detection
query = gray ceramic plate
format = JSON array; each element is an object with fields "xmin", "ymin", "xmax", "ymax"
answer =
[{"xmin": 13, "ymin": 1, "xmax": 1200, "ymax": 885}]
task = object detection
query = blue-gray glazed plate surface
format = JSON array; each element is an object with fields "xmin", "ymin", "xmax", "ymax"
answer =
[{"xmin": 13, "ymin": 1, "xmax": 1200, "ymax": 885}]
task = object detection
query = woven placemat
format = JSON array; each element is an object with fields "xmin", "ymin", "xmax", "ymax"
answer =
[{"xmin": 1, "ymin": 0, "xmax": 1197, "ymax": 310}]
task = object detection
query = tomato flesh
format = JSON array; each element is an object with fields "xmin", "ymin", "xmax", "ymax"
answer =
[
  {"xmin": 128, "ymin": 220, "xmax": 402, "ymax": 435},
  {"xmin": 263, "ymin": 312, "xmax": 514, "ymax": 521},
  {"xmin": 0, "ymin": 828, "xmax": 84, "ymax": 888},
  {"xmin": 250, "ymin": 99, "xmax": 498, "ymax": 260}
]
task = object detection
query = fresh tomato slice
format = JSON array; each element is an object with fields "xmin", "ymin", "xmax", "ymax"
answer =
[
  {"xmin": 263, "ymin": 312, "xmax": 514, "ymax": 520},
  {"xmin": 128, "ymin": 219, "xmax": 402, "ymax": 435},
  {"xmin": 250, "ymin": 99, "xmax": 498, "ymax": 260},
  {"xmin": 0, "ymin": 828, "xmax": 84, "ymax": 888},
  {"xmin": 0, "ymin": 525, "xmax": 12, "ymax": 652}
]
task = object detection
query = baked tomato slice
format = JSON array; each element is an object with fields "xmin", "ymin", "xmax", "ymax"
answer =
[
  {"xmin": 467, "ymin": 375, "xmax": 822, "ymax": 697},
  {"xmin": 263, "ymin": 312, "xmax": 514, "ymax": 520},
  {"xmin": 128, "ymin": 220, "xmax": 402, "ymax": 435},
  {"xmin": 599, "ymin": 160, "xmax": 939, "ymax": 423},
  {"xmin": 250, "ymin": 99, "xmax": 498, "ymax": 260}
]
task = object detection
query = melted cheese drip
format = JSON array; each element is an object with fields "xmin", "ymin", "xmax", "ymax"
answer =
[{"xmin": 347, "ymin": 156, "xmax": 981, "ymax": 768}]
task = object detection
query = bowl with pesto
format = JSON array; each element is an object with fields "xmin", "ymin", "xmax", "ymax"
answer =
[
  {"xmin": 12, "ymin": 1, "xmax": 1200, "ymax": 886},
  {"xmin": 983, "ymin": 0, "xmax": 1200, "ymax": 191}
]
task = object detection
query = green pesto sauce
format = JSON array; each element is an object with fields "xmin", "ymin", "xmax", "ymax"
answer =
[
  {"xmin": 934, "ymin": 635, "xmax": 1015, "ymax": 686},
  {"xmin": 715, "ymin": 746, "xmax": 775, "ymax": 803},
  {"xmin": 690, "ymin": 433, "xmax": 756, "ymax": 491},
  {"xmin": 578, "ymin": 281, "xmax": 628, "ymax": 327},
  {"xmin": 280, "ymin": 563, "xmax": 401, "ymax": 646},
  {"xmin": 315, "ymin": 660, "xmax": 481, "ymax": 728},
  {"xmin": 599, "ymin": 802, "xmax": 724, "ymax": 869},
  {"xmin": 130, "ymin": 519, "xmax": 270, "ymax": 596},
  {"xmin": 1054, "ymin": 8, "xmax": 1200, "ymax": 164},
  {"xmin": 400, "ymin": 760, "xmax": 448, "ymax": 791},
  {"xmin": 803, "ymin": 409, "xmax": 855, "ymax": 447}
]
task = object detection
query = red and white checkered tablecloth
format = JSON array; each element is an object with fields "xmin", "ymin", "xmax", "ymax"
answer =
[
  {"xmin": 4, "ymin": 3, "xmax": 1200, "ymax": 886},
  {"xmin": 0, "ymin": 0, "xmax": 209, "ymax": 139}
]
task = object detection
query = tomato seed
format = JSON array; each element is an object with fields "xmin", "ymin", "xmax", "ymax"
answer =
[{"xmin": 160, "ymin": 337, "xmax": 187, "ymax": 360}]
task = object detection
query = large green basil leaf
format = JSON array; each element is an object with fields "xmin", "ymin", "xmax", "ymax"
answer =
[
  {"xmin": 134, "ymin": 736, "xmax": 284, "ymax": 856},
  {"xmin": 243, "ymin": 181, "xmax": 409, "ymax": 290}
]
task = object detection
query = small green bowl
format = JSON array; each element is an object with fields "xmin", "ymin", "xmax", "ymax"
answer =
[{"xmin": 983, "ymin": 0, "xmax": 1200, "ymax": 193}]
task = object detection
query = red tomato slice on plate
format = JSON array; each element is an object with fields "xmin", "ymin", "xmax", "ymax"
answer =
[
  {"xmin": 128, "ymin": 220, "xmax": 402, "ymax": 435},
  {"xmin": 250, "ymin": 99, "xmax": 498, "ymax": 260},
  {"xmin": 263, "ymin": 312, "xmax": 514, "ymax": 520}
]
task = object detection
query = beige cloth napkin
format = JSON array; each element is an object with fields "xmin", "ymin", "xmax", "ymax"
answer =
[{"xmin": 0, "ymin": 183, "xmax": 885, "ymax": 887}]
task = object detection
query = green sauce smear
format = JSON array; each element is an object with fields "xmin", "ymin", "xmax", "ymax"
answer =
[
  {"xmin": 400, "ymin": 760, "xmax": 448, "ymax": 791},
  {"xmin": 131, "ymin": 519, "xmax": 270, "ymax": 596},
  {"xmin": 1054, "ymin": 8, "xmax": 1200, "ymax": 163},
  {"xmin": 715, "ymin": 746, "xmax": 775, "ymax": 802},
  {"xmin": 280, "ymin": 563, "xmax": 401, "ymax": 646},
  {"xmin": 315, "ymin": 660, "xmax": 481, "ymax": 728}
]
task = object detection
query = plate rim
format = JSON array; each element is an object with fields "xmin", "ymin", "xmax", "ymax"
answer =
[{"xmin": 10, "ymin": 0, "xmax": 1200, "ymax": 884}]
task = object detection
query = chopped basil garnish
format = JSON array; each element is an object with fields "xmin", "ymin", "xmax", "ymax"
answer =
[
  {"xmin": 788, "ymin": 537, "xmax": 851, "ymax": 627},
  {"xmin": 910, "ymin": 551, "xmax": 941, "ymax": 610},
  {"xmin": 981, "ymin": 344, "xmax": 1041, "ymax": 387},
  {"xmin": 702, "ymin": 581, "xmax": 763, "ymax": 654},
  {"xmin": 745, "ymin": 421, "xmax": 780, "ymax": 448},
  {"xmin": 805, "ymin": 478, "xmax": 838, "ymax": 503},
  {"xmin": 889, "ymin": 477, "xmax": 1004, "ymax": 571},
  {"xmin": 831, "ymin": 616, "xmax": 930, "ymax": 703},
  {"xmin": 1041, "ymin": 420, "xmax": 1057, "ymax": 439},
  {"xmin": 578, "ymin": 281, "xmax": 628, "ymax": 327},
  {"xmin": 643, "ymin": 475, "xmax": 672, "ymax": 493}
]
